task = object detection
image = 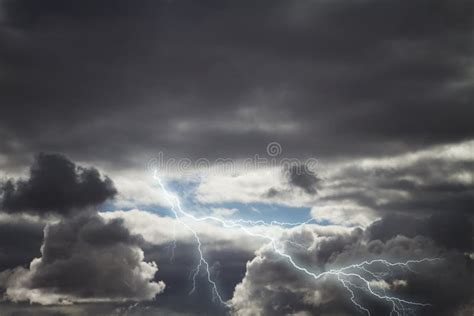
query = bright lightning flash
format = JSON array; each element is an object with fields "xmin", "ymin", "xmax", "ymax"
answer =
[{"xmin": 153, "ymin": 170, "xmax": 440, "ymax": 316}]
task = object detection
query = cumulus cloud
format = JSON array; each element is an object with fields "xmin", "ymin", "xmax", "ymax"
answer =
[
  {"xmin": 0, "ymin": 154, "xmax": 165, "ymax": 305},
  {"xmin": 102, "ymin": 209, "xmax": 259, "ymax": 314},
  {"xmin": 3, "ymin": 214, "xmax": 164, "ymax": 305},
  {"xmin": 1, "ymin": 153, "xmax": 117, "ymax": 216},
  {"xmin": 231, "ymin": 221, "xmax": 473, "ymax": 316},
  {"xmin": 231, "ymin": 226, "xmax": 363, "ymax": 315},
  {"xmin": 194, "ymin": 140, "xmax": 474, "ymax": 228},
  {"xmin": 195, "ymin": 166, "xmax": 319, "ymax": 207}
]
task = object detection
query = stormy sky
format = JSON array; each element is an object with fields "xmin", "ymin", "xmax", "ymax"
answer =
[{"xmin": 0, "ymin": 0, "xmax": 473, "ymax": 315}]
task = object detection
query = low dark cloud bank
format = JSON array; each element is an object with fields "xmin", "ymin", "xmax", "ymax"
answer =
[
  {"xmin": 0, "ymin": 0, "xmax": 473, "ymax": 168},
  {"xmin": 317, "ymin": 152, "xmax": 474, "ymax": 221},
  {"xmin": 367, "ymin": 212, "xmax": 473, "ymax": 252}
]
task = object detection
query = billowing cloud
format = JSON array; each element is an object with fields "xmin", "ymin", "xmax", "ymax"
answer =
[
  {"xmin": 102, "ymin": 209, "xmax": 270, "ymax": 314},
  {"xmin": 3, "ymin": 214, "xmax": 164, "ymax": 305},
  {"xmin": 194, "ymin": 140, "xmax": 473, "ymax": 228},
  {"xmin": 231, "ymin": 222, "xmax": 473, "ymax": 316},
  {"xmin": 0, "ymin": 155, "xmax": 164, "ymax": 305},
  {"xmin": 1, "ymin": 153, "xmax": 117, "ymax": 216}
]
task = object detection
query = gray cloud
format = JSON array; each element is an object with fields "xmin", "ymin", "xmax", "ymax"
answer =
[
  {"xmin": 231, "ymin": 223, "xmax": 473, "ymax": 316},
  {"xmin": 0, "ymin": 155, "xmax": 164, "ymax": 305},
  {"xmin": 0, "ymin": 0, "xmax": 472, "ymax": 170},
  {"xmin": 287, "ymin": 165, "xmax": 321, "ymax": 195},
  {"xmin": 1, "ymin": 153, "xmax": 117, "ymax": 216},
  {"xmin": 142, "ymin": 240, "xmax": 254, "ymax": 315},
  {"xmin": 366, "ymin": 212, "xmax": 473, "ymax": 252},
  {"xmin": 317, "ymin": 153, "xmax": 474, "ymax": 219},
  {"xmin": 0, "ymin": 301, "xmax": 192, "ymax": 316},
  {"xmin": 0, "ymin": 216, "xmax": 44, "ymax": 280},
  {"xmin": 2, "ymin": 214, "xmax": 164, "ymax": 304},
  {"xmin": 0, "ymin": 219, "xmax": 43, "ymax": 271}
]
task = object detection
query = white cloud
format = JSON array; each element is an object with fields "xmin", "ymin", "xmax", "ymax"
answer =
[
  {"xmin": 195, "ymin": 166, "xmax": 316, "ymax": 207},
  {"xmin": 104, "ymin": 169, "xmax": 169, "ymax": 208},
  {"xmin": 310, "ymin": 203, "xmax": 377, "ymax": 227},
  {"xmin": 210, "ymin": 207, "xmax": 238, "ymax": 218},
  {"xmin": 101, "ymin": 209, "xmax": 278, "ymax": 252}
]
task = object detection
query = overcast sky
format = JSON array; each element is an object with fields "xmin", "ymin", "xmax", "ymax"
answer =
[{"xmin": 0, "ymin": 1, "xmax": 473, "ymax": 315}]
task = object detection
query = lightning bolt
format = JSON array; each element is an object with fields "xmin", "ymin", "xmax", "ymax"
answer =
[{"xmin": 153, "ymin": 170, "xmax": 441, "ymax": 315}]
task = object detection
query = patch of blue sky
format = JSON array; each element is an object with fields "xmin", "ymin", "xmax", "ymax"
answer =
[
  {"xmin": 159, "ymin": 178, "xmax": 314, "ymax": 223},
  {"xmin": 100, "ymin": 200, "xmax": 173, "ymax": 216},
  {"xmin": 204, "ymin": 201, "xmax": 312, "ymax": 224},
  {"xmin": 103, "ymin": 177, "xmax": 331, "ymax": 226}
]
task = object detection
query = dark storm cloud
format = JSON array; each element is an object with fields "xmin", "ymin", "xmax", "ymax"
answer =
[
  {"xmin": 0, "ymin": 301, "xmax": 193, "ymax": 316},
  {"xmin": 0, "ymin": 217, "xmax": 44, "ymax": 272},
  {"xmin": 0, "ymin": 155, "xmax": 164, "ymax": 305},
  {"xmin": 12, "ymin": 214, "xmax": 163, "ymax": 302},
  {"xmin": 287, "ymin": 165, "xmax": 320, "ymax": 194},
  {"xmin": 232, "ymin": 223, "xmax": 474, "ymax": 316},
  {"xmin": 0, "ymin": 0, "xmax": 473, "ymax": 169},
  {"xmin": 263, "ymin": 165, "xmax": 321, "ymax": 199},
  {"xmin": 142, "ymin": 240, "xmax": 254, "ymax": 314},
  {"xmin": 319, "ymin": 154, "xmax": 474, "ymax": 218},
  {"xmin": 2, "ymin": 213, "xmax": 165, "ymax": 305},
  {"xmin": 1, "ymin": 153, "xmax": 117, "ymax": 215},
  {"xmin": 231, "ymin": 227, "xmax": 368, "ymax": 315},
  {"xmin": 366, "ymin": 212, "xmax": 473, "ymax": 251}
]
